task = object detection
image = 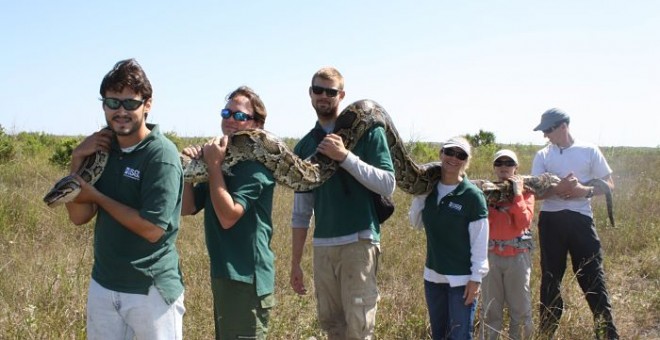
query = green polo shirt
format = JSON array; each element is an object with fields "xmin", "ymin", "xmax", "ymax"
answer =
[
  {"xmin": 193, "ymin": 160, "xmax": 276, "ymax": 297},
  {"xmin": 294, "ymin": 124, "xmax": 394, "ymax": 241},
  {"xmin": 92, "ymin": 124, "xmax": 184, "ymax": 304},
  {"xmin": 422, "ymin": 176, "xmax": 488, "ymax": 275}
]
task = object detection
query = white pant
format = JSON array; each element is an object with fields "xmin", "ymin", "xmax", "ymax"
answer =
[{"xmin": 86, "ymin": 279, "xmax": 185, "ymax": 340}]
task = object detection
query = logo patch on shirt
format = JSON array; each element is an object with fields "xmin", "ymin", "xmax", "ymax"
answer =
[
  {"xmin": 123, "ymin": 167, "xmax": 141, "ymax": 181},
  {"xmin": 448, "ymin": 202, "xmax": 463, "ymax": 212}
]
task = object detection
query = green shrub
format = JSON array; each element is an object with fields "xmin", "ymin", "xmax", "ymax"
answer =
[
  {"xmin": 465, "ymin": 129, "xmax": 496, "ymax": 147},
  {"xmin": 0, "ymin": 125, "xmax": 16, "ymax": 163},
  {"xmin": 16, "ymin": 131, "xmax": 59, "ymax": 155},
  {"xmin": 408, "ymin": 141, "xmax": 438, "ymax": 163},
  {"xmin": 49, "ymin": 138, "xmax": 80, "ymax": 169},
  {"xmin": 164, "ymin": 131, "xmax": 185, "ymax": 150}
]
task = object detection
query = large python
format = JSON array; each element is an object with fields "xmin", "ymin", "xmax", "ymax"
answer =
[
  {"xmin": 183, "ymin": 100, "xmax": 560, "ymax": 195},
  {"xmin": 43, "ymin": 99, "xmax": 614, "ymax": 227}
]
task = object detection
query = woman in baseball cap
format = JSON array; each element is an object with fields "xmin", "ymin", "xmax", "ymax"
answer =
[
  {"xmin": 481, "ymin": 149, "xmax": 535, "ymax": 340},
  {"xmin": 409, "ymin": 136, "xmax": 489, "ymax": 339}
]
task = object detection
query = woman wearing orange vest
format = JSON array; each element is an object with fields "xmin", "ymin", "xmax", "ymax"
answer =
[{"xmin": 480, "ymin": 149, "xmax": 535, "ymax": 340}]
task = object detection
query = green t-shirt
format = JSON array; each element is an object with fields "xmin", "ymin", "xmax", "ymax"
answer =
[
  {"xmin": 294, "ymin": 124, "xmax": 394, "ymax": 241},
  {"xmin": 193, "ymin": 160, "xmax": 276, "ymax": 297},
  {"xmin": 92, "ymin": 124, "xmax": 184, "ymax": 304},
  {"xmin": 422, "ymin": 176, "xmax": 488, "ymax": 275}
]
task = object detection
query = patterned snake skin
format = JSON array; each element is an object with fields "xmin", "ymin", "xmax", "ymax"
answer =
[
  {"xmin": 44, "ymin": 99, "xmax": 615, "ymax": 227},
  {"xmin": 43, "ymin": 150, "xmax": 108, "ymax": 207},
  {"xmin": 42, "ymin": 100, "xmax": 559, "ymax": 207},
  {"xmin": 182, "ymin": 99, "xmax": 561, "ymax": 199}
]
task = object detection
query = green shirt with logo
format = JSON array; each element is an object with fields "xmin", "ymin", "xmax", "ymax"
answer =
[
  {"xmin": 92, "ymin": 124, "xmax": 184, "ymax": 304},
  {"xmin": 193, "ymin": 160, "xmax": 276, "ymax": 297},
  {"xmin": 422, "ymin": 177, "xmax": 488, "ymax": 275}
]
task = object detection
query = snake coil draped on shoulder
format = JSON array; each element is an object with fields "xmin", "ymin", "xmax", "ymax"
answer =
[
  {"xmin": 182, "ymin": 99, "xmax": 561, "ymax": 199},
  {"xmin": 44, "ymin": 99, "xmax": 570, "ymax": 215}
]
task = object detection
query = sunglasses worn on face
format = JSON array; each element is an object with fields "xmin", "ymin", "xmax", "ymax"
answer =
[
  {"xmin": 494, "ymin": 160, "xmax": 517, "ymax": 167},
  {"xmin": 542, "ymin": 123, "xmax": 562, "ymax": 134},
  {"xmin": 442, "ymin": 148, "xmax": 468, "ymax": 161},
  {"xmin": 101, "ymin": 98, "xmax": 145, "ymax": 110},
  {"xmin": 221, "ymin": 108, "xmax": 254, "ymax": 121},
  {"xmin": 311, "ymin": 85, "xmax": 340, "ymax": 97}
]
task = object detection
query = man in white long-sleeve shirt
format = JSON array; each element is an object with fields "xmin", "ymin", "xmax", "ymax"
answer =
[{"xmin": 289, "ymin": 67, "xmax": 395, "ymax": 340}]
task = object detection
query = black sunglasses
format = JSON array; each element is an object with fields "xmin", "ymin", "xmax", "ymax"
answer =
[
  {"xmin": 311, "ymin": 85, "xmax": 340, "ymax": 97},
  {"xmin": 101, "ymin": 97, "xmax": 145, "ymax": 110},
  {"xmin": 442, "ymin": 148, "xmax": 468, "ymax": 161},
  {"xmin": 493, "ymin": 159, "xmax": 517, "ymax": 167},
  {"xmin": 221, "ymin": 108, "xmax": 254, "ymax": 122},
  {"xmin": 542, "ymin": 122, "xmax": 563, "ymax": 134}
]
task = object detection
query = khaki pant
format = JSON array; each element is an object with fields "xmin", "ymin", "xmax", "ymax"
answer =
[
  {"xmin": 481, "ymin": 251, "xmax": 533, "ymax": 340},
  {"xmin": 313, "ymin": 240, "xmax": 380, "ymax": 340}
]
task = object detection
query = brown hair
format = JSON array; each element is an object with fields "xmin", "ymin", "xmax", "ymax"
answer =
[
  {"xmin": 99, "ymin": 59, "xmax": 152, "ymax": 100},
  {"xmin": 311, "ymin": 67, "xmax": 344, "ymax": 90},
  {"xmin": 226, "ymin": 86, "xmax": 267, "ymax": 128}
]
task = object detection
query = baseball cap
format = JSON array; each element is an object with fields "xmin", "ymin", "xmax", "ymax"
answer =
[
  {"xmin": 442, "ymin": 136, "xmax": 471, "ymax": 156},
  {"xmin": 533, "ymin": 108, "xmax": 570, "ymax": 131},
  {"xmin": 493, "ymin": 149, "xmax": 518, "ymax": 164}
]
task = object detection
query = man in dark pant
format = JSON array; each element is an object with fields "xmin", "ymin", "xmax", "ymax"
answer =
[
  {"xmin": 537, "ymin": 211, "xmax": 616, "ymax": 337},
  {"xmin": 531, "ymin": 108, "xmax": 618, "ymax": 339}
]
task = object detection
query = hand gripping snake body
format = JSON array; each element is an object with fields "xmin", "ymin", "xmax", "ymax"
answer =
[
  {"xmin": 43, "ymin": 151, "xmax": 108, "ymax": 207},
  {"xmin": 43, "ymin": 99, "xmax": 614, "ymax": 227}
]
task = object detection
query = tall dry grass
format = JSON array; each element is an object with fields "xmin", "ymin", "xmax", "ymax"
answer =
[{"xmin": 0, "ymin": 136, "xmax": 658, "ymax": 339}]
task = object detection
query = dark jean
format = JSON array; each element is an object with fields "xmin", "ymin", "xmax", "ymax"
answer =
[
  {"xmin": 538, "ymin": 210, "xmax": 618, "ymax": 340},
  {"xmin": 424, "ymin": 280, "xmax": 476, "ymax": 340}
]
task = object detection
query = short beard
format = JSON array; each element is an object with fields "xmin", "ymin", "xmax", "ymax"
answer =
[
  {"xmin": 113, "ymin": 126, "xmax": 138, "ymax": 136},
  {"xmin": 107, "ymin": 115, "xmax": 144, "ymax": 136},
  {"xmin": 314, "ymin": 102, "xmax": 337, "ymax": 119}
]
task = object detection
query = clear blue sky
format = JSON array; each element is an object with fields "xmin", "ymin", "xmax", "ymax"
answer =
[{"xmin": 1, "ymin": 1, "xmax": 658, "ymax": 147}]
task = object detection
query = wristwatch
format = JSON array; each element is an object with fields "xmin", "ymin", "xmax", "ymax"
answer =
[{"xmin": 585, "ymin": 187, "xmax": 595, "ymax": 198}]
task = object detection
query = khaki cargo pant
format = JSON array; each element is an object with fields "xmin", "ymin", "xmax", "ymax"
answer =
[
  {"xmin": 313, "ymin": 240, "xmax": 380, "ymax": 340},
  {"xmin": 480, "ymin": 251, "xmax": 533, "ymax": 340}
]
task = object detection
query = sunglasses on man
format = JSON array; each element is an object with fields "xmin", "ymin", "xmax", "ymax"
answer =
[
  {"xmin": 310, "ymin": 85, "xmax": 340, "ymax": 98},
  {"xmin": 101, "ymin": 98, "xmax": 145, "ymax": 111},
  {"xmin": 221, "ymin": 108, "xmax": 254, "ymax": 122},
  {"xmin": 542, "ymin": 122, "xmax": 563, "ymax": 134},
  {"xmin": 442, "ymin": 148, "xmax": 468, "ymax": 161}
]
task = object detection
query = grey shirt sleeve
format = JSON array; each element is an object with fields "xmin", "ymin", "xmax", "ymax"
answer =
[
  {"xmin": 339, "ymin": 152, "xmax": 396, "ymax": 197},
  {"xmin": 291, "ymin": 191, "xmax": 314, "ymax": 228}
]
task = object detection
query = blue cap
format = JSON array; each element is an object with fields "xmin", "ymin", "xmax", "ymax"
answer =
[{"xmin": 533, "ymin": 108, "xmax": 570, "ymax": 131}]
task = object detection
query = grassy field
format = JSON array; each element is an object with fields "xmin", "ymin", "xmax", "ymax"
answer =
[{"xmin": 0, "ymin": 132, "xmax": 658, "ymax": 339}]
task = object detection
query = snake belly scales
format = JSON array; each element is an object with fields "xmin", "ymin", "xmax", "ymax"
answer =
[{"xmin": 43, "ymin": 99, "xmax": 615, "ymax": 227}]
